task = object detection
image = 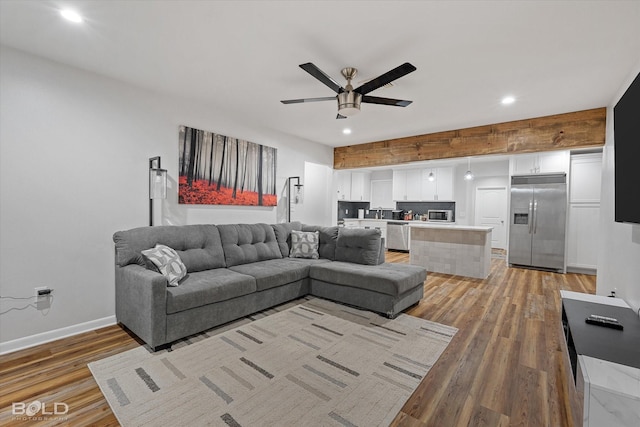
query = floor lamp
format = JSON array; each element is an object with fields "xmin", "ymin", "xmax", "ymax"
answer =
[
  {"xmin": 287, "ymin": 176, "xmax": 304, "ymax": 222},
  {"xmin": 149, "ymin": 156, "xmax": 167, "ymax": 226}
]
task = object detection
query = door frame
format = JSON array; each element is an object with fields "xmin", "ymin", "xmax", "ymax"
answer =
[{"xmin": 475, "ymin": 185, "xmax": 508, "ymax": 250}]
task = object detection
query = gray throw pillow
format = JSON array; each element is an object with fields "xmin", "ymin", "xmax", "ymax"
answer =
[
  {"xmin": 141, "ymin": 244, "xmax": 187, "ymax": 286},
  {"xmin": 289, "ymin": 230, "xmax": 320, "ymax": 259}
]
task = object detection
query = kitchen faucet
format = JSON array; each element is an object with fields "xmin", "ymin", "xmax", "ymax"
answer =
[{"xmin": 378, "ymin": 207, "xmax": 384, "ymax": 219}]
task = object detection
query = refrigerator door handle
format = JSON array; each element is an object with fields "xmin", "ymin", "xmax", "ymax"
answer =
[
  {"xmin": 528, "ymin": 201, "xmax": 534, "ymax": 234},
  {"xmin": 533, "ymin": 201, "xmax": 538, "ymax": 234}
]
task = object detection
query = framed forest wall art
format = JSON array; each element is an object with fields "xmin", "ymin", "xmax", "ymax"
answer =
[{"xmin": 178, "ymin": 126, "xmax": 277, "ymax": 206}]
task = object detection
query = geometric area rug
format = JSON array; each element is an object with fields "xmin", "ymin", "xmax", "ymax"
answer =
[{"xmin": 88, "ymin": 297, "xmax": 457, "ymax": 427}]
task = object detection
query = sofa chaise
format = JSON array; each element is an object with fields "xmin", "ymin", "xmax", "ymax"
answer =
[{"xmin": 113, "ymin": 222, "xmax": 426, "ymax": 351}]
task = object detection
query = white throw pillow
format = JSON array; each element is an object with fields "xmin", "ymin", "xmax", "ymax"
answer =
[
  {"xmin": 141, "ymin": 244, "xmax": 187, "ymax": 286},
  {"xmin": 289, "ymin": 230, "xmax": 320, "ymax": 259}
]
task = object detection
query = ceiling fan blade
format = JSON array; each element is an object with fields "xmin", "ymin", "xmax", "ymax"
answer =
[
  {"xmin": 299, "ymin": 63, "xmax": 344, "ymax": 94},
  {"xmin": 281, "ymin": 96, "xmax": 336, "ymax": 104},
  {"xmin": 362, "ymin": 95, "xmax": 413, "ymax": 107},
  {"xmin": 336, "ymin": 113, "xmax": 347, "ymax": 119},
  {"xmin": 355, "ymin": 62, "xmax": 417, "ymax": 95}
]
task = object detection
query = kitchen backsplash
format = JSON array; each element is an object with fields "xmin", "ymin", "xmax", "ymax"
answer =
[
  {"xmin": 396, "ymin": 201, "xmax": 456, "ymax": 221},
  {"xmin": 338, "ymin": 201, "xmax": 455, "ymax": 221},
  {"xmin": 337, "ymin": 201, "xmax": 395, "ymax": 220}
]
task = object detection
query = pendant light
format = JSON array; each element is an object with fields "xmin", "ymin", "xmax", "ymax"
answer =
[
  {"xmin": 428, "ymin": 170, "xmax": 435, "ymax": 182},
  {"xmin": 464, "ymin": 157, "xmax": 474, "ymax": 181}
]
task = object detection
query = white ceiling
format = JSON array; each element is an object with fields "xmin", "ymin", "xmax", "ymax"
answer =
[{"xmin": 1, "ymin": 1, "xmax": 639, "ymax": 149}]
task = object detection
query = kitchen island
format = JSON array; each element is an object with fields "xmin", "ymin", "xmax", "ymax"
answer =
[{"xmin": 408, "ymin": 223, "xmax": 493, "ymax": 279}]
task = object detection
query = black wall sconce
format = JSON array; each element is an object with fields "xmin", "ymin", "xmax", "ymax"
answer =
[
  {"xmin": 287, "ymin": 176, "xmax": 304, "ymax": 222},
  {"xmin": 149, "ymin": 156, "xmax": 167, "ymax": 226}
]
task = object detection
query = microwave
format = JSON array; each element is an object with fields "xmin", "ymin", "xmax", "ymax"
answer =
[{"xmin": 427, "ymin": 210, "xmax": 453, "ymax": 222}]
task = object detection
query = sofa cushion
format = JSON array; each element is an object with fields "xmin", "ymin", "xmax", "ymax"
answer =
[
  {"xmin": 218, "ymin": 223, "xmax": 283, "ymax": 267},
  {"xmin": 335, "ymin": 228, "xmax": 382, "ymax": 265},
  {"xmin": 166, "ymin": 269, "xmax": 256, "ymax": 314},
  {"xmin": 272, "ymin": 221, "xmax": 303, "ymax": 257},
  {"xmin": 141, "ymin": 244, "xmax": 187, "ymax": 286},
  {"xmin": 289, "ymin": 230, "xmax": 320, "ymax": 259},
  {"xmin": 302, "ymin": 225, "xmax": 339, "ymax": 260},
  {"xmin": 309, "ymin": 262, "xmax": 426, "ymax": 296},
  {"xmin": 228, "ymin": 258, "xmax": 313, "ymax": 291},
  {"xmin": 113, "ymin": 224, "xmax": 226, "ymax": 272}
]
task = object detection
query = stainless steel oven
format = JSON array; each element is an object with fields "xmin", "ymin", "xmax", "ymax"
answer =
[{"xmin": 427, "ymin": 210, "xmax": 453, "ymax": 222}]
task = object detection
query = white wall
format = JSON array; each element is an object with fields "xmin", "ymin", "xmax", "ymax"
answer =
[
  {"xmin": 454, "ymin": 160, "xmax": 510, "ymax": 225},
  {"xmin": 0, "ymin": 47, "xmax": 333, "ymax": 352},
  {"xmin": 596, "ymin": 62, "xmax": 640, "ymax": 311}
]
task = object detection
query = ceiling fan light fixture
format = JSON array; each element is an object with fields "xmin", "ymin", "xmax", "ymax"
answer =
[{"xmin": 337, "ymin": 91, "xmax": 362, "ymax": 116}]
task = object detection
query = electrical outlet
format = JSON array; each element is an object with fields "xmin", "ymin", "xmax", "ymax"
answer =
[
  {"xmin": 35, "ymin": 286, "xmax": 50, "ymax": 297},
  {"xmin": 35, "ymin": 286, "xmax": 53, "ymax": 310}
]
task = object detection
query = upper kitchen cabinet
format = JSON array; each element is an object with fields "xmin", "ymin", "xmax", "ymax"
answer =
[
  {"xmin": 370, "ymin": 179, "xmax": 394, "ymax": 209},
  {"xmin": 336, "ymin": 170, "xmax": 352, "ymax": 200},
  {"xmin": 393, "ymin": 167, "xmax": 453, "ymax": 201},
  {"xmin": 510, "ymin": 150, "xmax": 570, "ymax": 175},
  {"xmin": 393, "ymin": 169, "xmax": 421, "ymax": 201},
  {"xmin": 335, "ymin": 170, "xmax": 371, "ymax": 201},
  {"xmin": 421, "ymin": 167, "xmax": 454, "ymax": 201},
  {"xmin": 350, "ymin": 171, "xmax": 371, "ymax": 201}
]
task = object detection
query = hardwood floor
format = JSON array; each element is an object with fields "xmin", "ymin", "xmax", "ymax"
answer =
[{"xmin": 0, "ymin": 252, "xmax": 595, "ymax": 426}]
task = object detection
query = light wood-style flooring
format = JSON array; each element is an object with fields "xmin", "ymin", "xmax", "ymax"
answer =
[{"xmin": 0, "ymin": 251, "xmax": 595, "ymax": 426}]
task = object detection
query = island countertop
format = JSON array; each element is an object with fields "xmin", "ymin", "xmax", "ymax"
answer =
[
  {"xmin": 407, "ymin": 223, "xmax": 493, "ymax": 232},
  {"xmin": 409, "ymin": 224, "xmax": 493, "ymax": 279}
]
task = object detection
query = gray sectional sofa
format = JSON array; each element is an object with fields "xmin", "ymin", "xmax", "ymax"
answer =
[{"xmin": 113, "ymin": 222, "xmax": 426, "ymax": 351}]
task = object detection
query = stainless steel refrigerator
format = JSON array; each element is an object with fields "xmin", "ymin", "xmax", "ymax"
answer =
[{"xmin": 508, "ymin": 173, "xmax": 567, "ymax": 272}]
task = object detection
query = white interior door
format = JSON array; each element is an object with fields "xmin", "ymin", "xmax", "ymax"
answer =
[{"xmin": 475, "ymin": 186, "xmax": 508, "ymax": 249}]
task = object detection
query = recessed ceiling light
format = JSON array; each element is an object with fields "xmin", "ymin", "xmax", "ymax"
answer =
[
  {"xmin": 501, "ymin": 96, "xmax": 516, "ymax": 105},
  {"xmin": 60, "ymin": 9, "xmax": 83, "ymax": 23},
  {"xmin": 342, "ymin": 128, "xmax": 352, "ymax": 135}
]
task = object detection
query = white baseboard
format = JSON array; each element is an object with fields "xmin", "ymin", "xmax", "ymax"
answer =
[{"xmin": 0, "ymin": 315, "xmax": 117, "ymax": 355}]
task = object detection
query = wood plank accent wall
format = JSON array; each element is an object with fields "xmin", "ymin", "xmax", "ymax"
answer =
[{"xmin": 334, "ymin": 107, "xmax": 606, "ymax": 169}]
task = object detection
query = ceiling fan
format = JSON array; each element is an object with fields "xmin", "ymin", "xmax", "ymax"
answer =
[{"xmin": 281, "ymin": 62, "xmax": 417, "ymax": 119}]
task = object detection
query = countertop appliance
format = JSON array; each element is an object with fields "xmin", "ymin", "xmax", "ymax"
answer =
[
  {"xmin": 387, "ymin": 222, "xmax": 410, "ymax": 251},
  {"xmin": 391, "ymin": 210, "xmax": 404, "ymax": 220},
  {"xmin": 427, "ymin": 210, "xmax": 453, "ymax": 222},
  {"xmin": 508, "ymin": 173, "xmax": 567, "ymax": 272}
]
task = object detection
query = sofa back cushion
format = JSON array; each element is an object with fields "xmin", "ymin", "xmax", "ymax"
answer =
[
  {"xmin": 218, "ymin": 223, "xmax": 282, "ymax": 267},
  {"xmin": 271, "ymin": 221, "xmax": 303, "ymax": 257},
  {"xmin": 335, "ymin": 228, "xmax": 383, "ymax": 265},
  {"xmin": 302, "ymin": 225, "xmax": 339, "ymax": 260},
  {"xmin": 113, "ymin": 224, "xmax": 226, "ymax": 272}
]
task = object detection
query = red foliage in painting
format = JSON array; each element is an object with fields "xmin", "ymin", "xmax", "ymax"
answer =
[{"xmin": 178, "ymin": 176, "xmax": 277, "ymax": 206}]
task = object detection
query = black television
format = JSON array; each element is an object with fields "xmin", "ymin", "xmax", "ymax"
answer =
[{"xmin": 614, "ymin": 71, "xmax": 640, "ymax": 224}]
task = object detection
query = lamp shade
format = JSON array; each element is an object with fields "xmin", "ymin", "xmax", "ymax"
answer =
[{"xmin": 150, "ymin": 168, "xmax": 167, "ymax": 199}]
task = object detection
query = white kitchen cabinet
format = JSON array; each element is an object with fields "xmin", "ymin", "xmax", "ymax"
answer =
[
  {"xmin": 569, "ymin": 153, "xmax": 602, "ymax": 202},
  {"xmin": 336, "ymin": 170, "xmax": 351, "ymax": 201},
  {"xmin": 421, "ymin": 169, "xmax": 437, "ymax": 200},
  {"xmin": 405, "ymin": 169, "xmax": 422, "ymax": 200},
  {"xmin": 350, "ymin": 171, "xmax": 371, "ymax": 201},
  {"xmin": 436, "ymin": 167, "xmax": 454, "ymax": 200},
  {"xmin": 420, "ymin": 167, "xmax": 454, "ymax": 201},
  {"xmin": 511, "ymin": 150, "xmax": 569, "ymax": 175},
  {"xmin": 567, "ymin": 152, "xmax": 602, "ymax": 272},
  {"xmin": 393, "ymin": 169, "xmax": 423, "ymax": 200},
  {"xmin": 392, "ymin": 170, "xmax": 407, "ymax": 201},
  {"xmin": 567, "ymin": 204, "xmax": 600, "ymax": 270},
  {"xmin": 370, "ymin": 179, "xmax": 393, "ymax": 209}
]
